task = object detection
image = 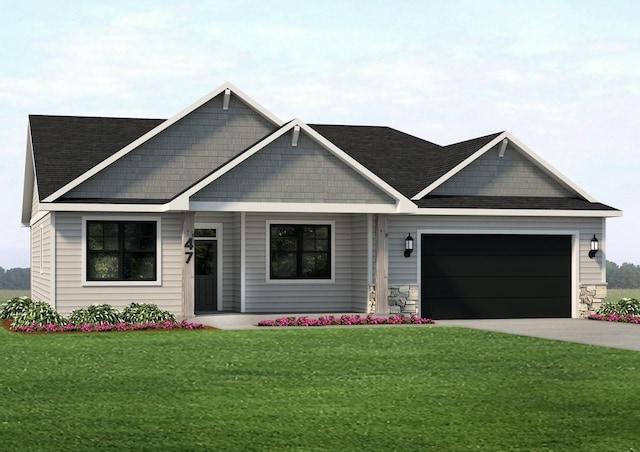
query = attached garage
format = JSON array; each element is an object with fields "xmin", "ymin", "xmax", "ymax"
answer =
[{"xmin": 420, "ymin": 234, "xmax": 572, "ymax": 319}]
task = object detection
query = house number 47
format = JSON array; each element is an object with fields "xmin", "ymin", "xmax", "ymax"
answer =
[{"xmin": 185, "ymin": 237, "xmax": 194, "ymax": 263}]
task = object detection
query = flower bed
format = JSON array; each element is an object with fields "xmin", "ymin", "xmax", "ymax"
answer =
[
  {"xmin": 258, "ymin": 314, "xmax": 434, "ymax": 327},
  {"xmin": 588, "ymin": 313, "xmax": 640, "ymax": 324},
  {"xmin": 8, "ymin": 319, "xmax": 205, "ymax": 334}
]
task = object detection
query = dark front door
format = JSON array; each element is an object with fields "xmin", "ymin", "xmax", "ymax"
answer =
[
  {"xmin": 421, "ymin": 234, "xmax": 571, "ymax": 320},
  {"xmin": 195, "ymin": 240, "xmax": 218, "ymax": 313}
]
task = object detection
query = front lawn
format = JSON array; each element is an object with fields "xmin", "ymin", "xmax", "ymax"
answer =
[{"xmin": 0, "ymin": 327, "xmax": 638, "ymax": 451}]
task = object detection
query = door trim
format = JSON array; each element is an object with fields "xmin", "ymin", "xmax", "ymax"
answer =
[{"xmin": 194, "ymin": 222, "xmax": 223, "ymax": 312}]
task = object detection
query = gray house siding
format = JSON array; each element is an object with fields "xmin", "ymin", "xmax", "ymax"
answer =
[
  {"xmin": 431, "ymin": 144, "xmax": 573, "ymax": 197},
  {"xmin": 191, "ymin": 132, "xmax": 395, "ymax": 204},
  {"xmin": 30, "ymin": 213, "xmax": 52, "ymax": 305},
  {"xmin": 243, "ymin": 212, "xmax": 367, "ymax": 313},
  {"xmin": 64, "ymin": 93, "xmax": 277, "ymax": 201},
  {"xmin": 350, "ymin": 214, "xmax": 371, "ymax": 312},
  {"xmin": 385, "ymin": 215, "xmax": 605, "ymax": 287},
  {"xmin": 53, "ymin": 212, "xmax": 184, "ymax": 315}
]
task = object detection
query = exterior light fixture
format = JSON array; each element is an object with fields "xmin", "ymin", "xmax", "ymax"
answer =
[
  {"xmin": 588, "ymin": 234, "xmax": 599, "ymax": 259},
  {"xmin": 404, "ymin": 233, "xmax": 414, "ymax": 258}
]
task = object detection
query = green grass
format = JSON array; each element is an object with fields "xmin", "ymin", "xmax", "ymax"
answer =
[
  {"xmin": 0, "ymin": 327, "xmax": 639, "ymax": 451},
  {"xmin": 607, "ymin": 288, "xmax": 640, "ymax": 301}
]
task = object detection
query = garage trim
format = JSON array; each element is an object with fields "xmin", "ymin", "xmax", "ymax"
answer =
[{"xmin": 416, "ymin": 228, "xmax": 580, "ymax": 318}]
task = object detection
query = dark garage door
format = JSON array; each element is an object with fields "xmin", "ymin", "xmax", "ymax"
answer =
[{"xmin": 421, "ymin": 234, "xmax": 571, "ymax": 319}]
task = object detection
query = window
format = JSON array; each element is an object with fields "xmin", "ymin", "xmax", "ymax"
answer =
[
  {"xmin": 270, "ymin": 224, "xmax": 331, "ymax": 279},
  {"xmin": 86, "ymin": 221, "xmax": 157, "ymax": 281}
]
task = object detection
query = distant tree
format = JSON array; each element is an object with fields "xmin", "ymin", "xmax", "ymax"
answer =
[
  {"xmin": 0, "ymin": 267, "xmax": 30, "ymax": 290},
  {"xmin": 607, "ymin": 261, "xmax": 640, "ymax": 289}
]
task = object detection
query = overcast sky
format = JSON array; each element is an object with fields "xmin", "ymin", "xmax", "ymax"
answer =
[{"xmin": 1, "ymin": 0, "xmax": 638, "ymax": 269}]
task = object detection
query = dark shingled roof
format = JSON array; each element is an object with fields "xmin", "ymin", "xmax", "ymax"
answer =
[
  {"xmin": 310, "ymin": 125, "xmax": 501, "ymax": 198},
  {"xmin": 29, "ymin": 115, "xmax": 164, "ymax": 200},
  {"xmin": 416, "ymin": 195, "xmax": 619, "ymax": 211},
  {"xmin": 27, "ymin": 115, "xmax": 617, "ymax": 212}
]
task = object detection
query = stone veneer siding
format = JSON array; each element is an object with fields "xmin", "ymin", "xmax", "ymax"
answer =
[
  {"xmin": 578, "ymin": 283, "xmax": 607, "ymax": 318},
  {"xmin": 368, "ymin": 285, "xmax": 419, "ymax": 316}
]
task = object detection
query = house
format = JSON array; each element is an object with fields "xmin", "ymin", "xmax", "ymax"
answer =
[{"xmin": 21, "ymin": 82, "xmax": 621, "ymax": 320}]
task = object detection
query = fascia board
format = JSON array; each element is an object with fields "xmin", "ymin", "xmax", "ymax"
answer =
[
  {"xmin": 413, "ymin": 207, "xmax": 623, "ymax": 218},
  {"xmin": 41, "ymin": 82, "xmax": 284, "ymax": 203},
  {"xmin": 21, "ymin": 124, "xmax": 36, "ymax": 226},
  {"xmin": 188, "ymin": 201, "xmax": 412, "ymax": 214},
  {"xmin": 411, "ymin": 133, "xmax": 508, "ymax": 200},
  {"xmin": 502, "ymin": 132, "xmax": 597, "ymax": 202},
  {"xmin": 40, "ymin": 202, "xmax": 170, "ymax": 213}
]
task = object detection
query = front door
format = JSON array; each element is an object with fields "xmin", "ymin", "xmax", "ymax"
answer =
[{"xmin": 195, "ymin": 240, "xmax": 218, "ymax": 313}]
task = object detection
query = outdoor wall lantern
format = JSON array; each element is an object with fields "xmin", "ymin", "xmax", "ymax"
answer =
[
  {"xmin": 589, "ymin": 234, "xmax": 599, "ymax": 259},
  {"xmin": 404, "ymin": 233, "xmax": 414, "ymax": 258}
]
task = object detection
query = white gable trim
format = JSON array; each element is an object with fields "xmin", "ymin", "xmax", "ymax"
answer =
[
  {"xmin": 42, "ymin": 82, "xmax": 284, "ymax": 203},
  {"xmin": 411, "ymin": 131, "xmax": 597, "ymax": 202},
  {"xmin": 172, "ymin": 119, "xmax": 417, "ymax": 212}
]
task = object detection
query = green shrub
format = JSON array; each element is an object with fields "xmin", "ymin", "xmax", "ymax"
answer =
[
  {"xmin": 11, "ymin": 300, "xmax": 68, "ymax": 327},
  {"xmin": 597, "ymin": 298, "xmax": 640, "ymax": 316},
  {"xmin": 121, "ymin": 303, "xmax": 176, "ymax": 324},
  {"xmin": 69, "ymin": 304, "xmax": 122, "ymax": 325},
  {"xmin": 0, "ymin": 296, "xmax": 35, "ymax": 320}
]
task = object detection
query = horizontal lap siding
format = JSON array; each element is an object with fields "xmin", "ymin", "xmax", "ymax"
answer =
[
  {"xmin": 244, "ymin": 213, "xmax": 361, "ymax": 313},
  {"xmin": 351, "ymin": 214, "xmax": 369, "ymax": 311},
  {"xmin": 387, "ymin": 215, "xmax": 605, "ymax": 286},
  {"xmin": 194, "ymin": 211, "xmax": 239, "ymax": 311},
  {"xmin": 31, "ymin": 214, "xmax": 52, "ymax": 305},
  {"xmin": 55, "ymin": 212, "xmax": 183, "ymax": 315}
]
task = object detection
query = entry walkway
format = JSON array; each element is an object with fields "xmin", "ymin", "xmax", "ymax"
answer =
[{"xmin": 193, "ymin": 315, "xmax": 640, "ymax": 352}]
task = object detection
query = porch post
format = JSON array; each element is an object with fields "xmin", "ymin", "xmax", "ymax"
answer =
[
  {"xmin": 375, "ymin": 214, "xmax": 389, "ymax": 314},
  {"xmin": 182, "ymin": 212, "xmax": 195, "ymax": 318}
]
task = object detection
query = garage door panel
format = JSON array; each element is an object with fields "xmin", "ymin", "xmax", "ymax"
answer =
[
  {"xmin": 427, "ymin": 297, "xmax": 571, "ymax": 319},
  {"xmin": 423, "ymin": 276, "xmax": 571, "ymax": 298},
  {"xmin": 424, "ymin": 255, "xmax": 571, "ymax": 278},
  {"xmin": 423, "ymin": 234, "xmax": 570, "ymax": 256},
  {"xmin": 421, "ymin": 234, "xmax": 571, "ymax": 319}
]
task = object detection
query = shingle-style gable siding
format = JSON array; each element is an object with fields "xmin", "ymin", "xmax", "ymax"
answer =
[
  {"xmin": 191, "ymin": 132, "xmax": 396, "ymax": 204},
  {"xmin": 63, "ymin": 93, "xmax": 277, "ymax": 201},
  {"xmin": 431, "ymin": 144, "xmax": 573, "ymax": 197}
]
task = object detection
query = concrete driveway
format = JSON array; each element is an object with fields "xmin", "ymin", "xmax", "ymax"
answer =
[{"xmin": 436, "ymin": 318, "xmax": 640, "ymax": 351}]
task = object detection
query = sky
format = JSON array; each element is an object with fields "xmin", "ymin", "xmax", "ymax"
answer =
[{"xmin": 0, "ymin": 0, "xmax": 638, "ymax": 269}]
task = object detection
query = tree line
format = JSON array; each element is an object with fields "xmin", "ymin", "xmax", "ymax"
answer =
[
  {"xmin": 0, "ymin": 267, "xmax": 30, "ymax": 290},
  {"xmin": 606, "ymin": 261, "xmax": 640, "ymax": 289}
]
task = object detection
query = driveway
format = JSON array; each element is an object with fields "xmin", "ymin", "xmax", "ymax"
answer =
[
  {"xmin": 436, "ymin": 318, "xmax": 640, "ymax": 351},
  {"xmin": 195, "ymin": 315, "xmax": 640, "ymax": 352}
]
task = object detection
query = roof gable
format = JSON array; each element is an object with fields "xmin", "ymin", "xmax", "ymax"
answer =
[
  {"xmin": 62, "ymin": 90, "xmax": 278, "ymax": 202},
  {"xmin": 431, "ymin": 140, "xmax": 573, "ymax": 198},
  {"xmin": 191, "ymin": 128, "xmax": 397, "ymax": 205},
  {"xmin": 40, "ymin": 82, "xmax": 282, "ymax": 202}
]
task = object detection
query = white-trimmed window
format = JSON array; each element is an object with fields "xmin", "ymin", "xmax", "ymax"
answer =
[
  {"xmin": 268, "ymin": 222, "xmax": 334, "ymax": 281},
  {"xmin": 82, "ymin": 217, "xmax": 161, "ymax": 285}
]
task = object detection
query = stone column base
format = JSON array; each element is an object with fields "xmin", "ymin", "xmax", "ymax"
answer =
[
  {"xmin": 368, "ymin": 284, "xmax": 419, "ymax": 316},
  {"xmin": 578, "ymin": 283, "xmax": 607, "ymax": 318}
]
